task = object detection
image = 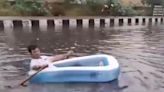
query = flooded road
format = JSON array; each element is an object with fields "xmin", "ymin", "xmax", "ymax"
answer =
[{"xmin": 0, "ymin": 25, "xmax": 164, "ymax": 92}]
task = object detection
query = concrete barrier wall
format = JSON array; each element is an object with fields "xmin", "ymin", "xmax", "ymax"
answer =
[{"xmin": 0, "ymin": 16, "xmax": 163, "ymax": 30}]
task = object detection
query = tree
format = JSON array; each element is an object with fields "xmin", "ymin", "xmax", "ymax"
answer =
[{"xmin": 14, "ymin": 0, "xmax": 51, "ymax": 16}]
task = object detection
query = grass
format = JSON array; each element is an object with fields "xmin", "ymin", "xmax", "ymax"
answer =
[{"xmin": 0, "ymin": 9, "xmax": 20, "ymax": 16}]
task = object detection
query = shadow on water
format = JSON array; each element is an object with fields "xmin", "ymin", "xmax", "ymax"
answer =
[
  {"xmin": 1, "ymin": 59, "xmax": 30, "ymax": 73},
  {"xmin": 28, "ymin": 80, "xmax": 127, "ymax": 92}
]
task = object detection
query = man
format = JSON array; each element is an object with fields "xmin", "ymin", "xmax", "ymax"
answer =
[{"xmin": 27, "ymin": 45, "xmax": 73, "ymax": 71}]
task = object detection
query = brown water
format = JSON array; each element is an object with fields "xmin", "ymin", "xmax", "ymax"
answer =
[{"xmin": 0, "ymin": 25, "xmax": 164, "ymax": 92}]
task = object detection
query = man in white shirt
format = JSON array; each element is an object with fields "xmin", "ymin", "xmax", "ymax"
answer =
[{"xmin": 27, "ymin": 45, "xmax": 73, "ymax": 71}]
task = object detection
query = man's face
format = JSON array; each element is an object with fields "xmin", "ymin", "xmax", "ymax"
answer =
[{"xmin": 31, "ymin": 48, "xmax": 41, "ymax": 58}]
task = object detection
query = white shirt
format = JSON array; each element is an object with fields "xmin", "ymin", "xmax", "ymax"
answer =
[
  {"xmin": 29, "ymin": 56, "xmax": 56, "ymax": 75},
  {"xmin": 30, "ymin": 56, "xmax": 52, "ymax": 70}
]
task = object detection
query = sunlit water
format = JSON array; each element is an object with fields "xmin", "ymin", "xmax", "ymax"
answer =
[{"xmin": 0, "ymin": 25, "xmax": 164, "ymax": 92}]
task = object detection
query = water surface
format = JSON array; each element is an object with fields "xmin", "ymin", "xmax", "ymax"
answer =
[{"xmin": 0, "ymin": 25, "xmax": 164, "ymax": 92}]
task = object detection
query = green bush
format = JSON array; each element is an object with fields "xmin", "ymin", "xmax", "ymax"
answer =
[
  {"xmin": 105, "ymin": 1, "xmax": 138, "ymax": 16},
  {"xmin": 49, "ymin": 3, "xmax": 65, "ymax": 16},
  {"xmin": 65, "ymin": 5, "xmax": 93, "ymax": 16},
  {"xmin": 0, "ymin": 0, "xmax": 144, "ymax": 16},
  {"xmin": 0, "ymin": 0, "xmax": 19, "ymax": 16},
  {"xmin": 14, "ymin": 0, "xmax": 51, "ymax": 16},
  {"xmin": 0, "ymin": 9, "xmax": 19, "ymax": 16}
]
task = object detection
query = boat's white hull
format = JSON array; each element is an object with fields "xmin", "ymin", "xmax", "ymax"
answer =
[{"xmin": 29, "ymin": 54, "xmax": 120, "ymax": 83}]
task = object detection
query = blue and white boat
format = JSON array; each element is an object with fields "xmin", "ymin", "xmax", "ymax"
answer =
[{"xmin": 29, "ymin": 54, "xmax": 120, "ymax": 83}]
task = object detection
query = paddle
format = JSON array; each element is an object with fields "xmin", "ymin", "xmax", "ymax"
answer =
[
  {"xmin": 19, "ymin": 65, "xmax": 48, "ymax": 87},
  {"xmin": 3, "ymin": 64, "xmax": 48, "ymax": 89}
]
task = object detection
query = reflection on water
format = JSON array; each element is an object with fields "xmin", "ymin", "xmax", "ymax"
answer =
[
  {"xmin": 27, "ymin": 81, "xmax": 126, "ymax": 92},
  {"xmin": 0, "ymin": 25, "xmax": 164, "ymax": 92}
]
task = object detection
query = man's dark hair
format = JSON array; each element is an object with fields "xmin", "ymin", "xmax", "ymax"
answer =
[{"xmin": 27, "ymin": 45, "xmax": 38, "ymax": 53}]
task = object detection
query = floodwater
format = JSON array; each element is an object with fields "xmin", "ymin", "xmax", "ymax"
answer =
[{"xmin": 0, "ymin": 25, "xmax": 164, "ymax": 92}]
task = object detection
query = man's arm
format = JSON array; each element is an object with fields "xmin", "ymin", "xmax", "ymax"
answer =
[
  {"xmin": 50, "ymin": 51, "xmax": 73, "ymax": 62},
  {"xmin": 32, "ymin": 65, "xmax": 48, "ymax": 71}
]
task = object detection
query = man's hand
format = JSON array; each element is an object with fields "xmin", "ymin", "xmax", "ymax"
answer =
[
  {"xmin": 32, "ymin": 64, "xmax": 48, "ymax": 71},
  {"xmin": 65, "ymin": 50, "xmax": 74, "ymax": 58},
  {"xmin": 50, "ymin": 51, "xmax": 74, "ymax": 62}
]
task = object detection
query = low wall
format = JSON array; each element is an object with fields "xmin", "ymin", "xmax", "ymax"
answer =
[{"xmin": 0, "ymin": 16, "xmax": 163, "ymax": 30}]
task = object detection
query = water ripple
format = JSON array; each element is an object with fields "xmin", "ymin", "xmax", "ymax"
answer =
[{"xmin": 0, "ymin": 25, "xmax": 164, "ymax": 92}]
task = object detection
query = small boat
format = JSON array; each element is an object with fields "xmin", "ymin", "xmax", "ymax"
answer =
[{"xmin": 29, "ymin": 54, "xmax": 120, "ymax": 83}]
